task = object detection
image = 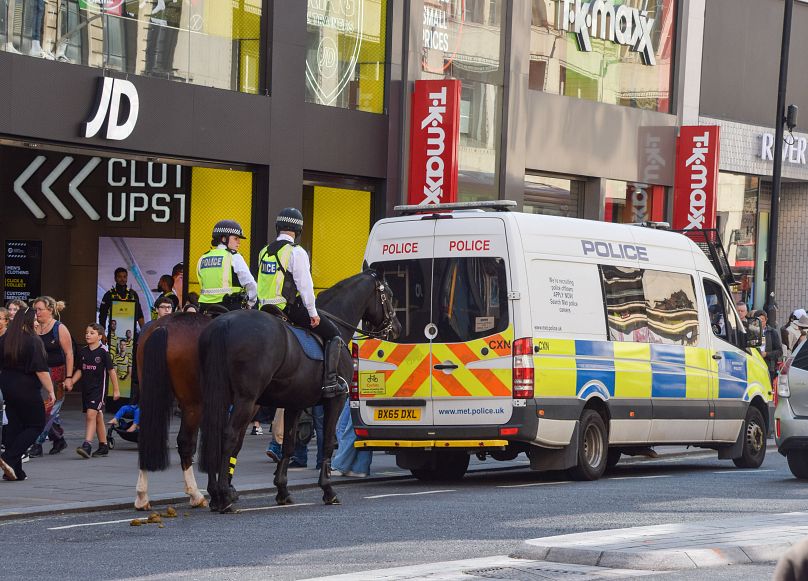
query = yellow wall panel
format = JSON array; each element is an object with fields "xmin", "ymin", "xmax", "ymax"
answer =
[
  {"xmin": 188, "ymin": 167, "xmax": 253, "ymax": 296},
  {"xmin": 311, "ymin": 186, "xmax": 371, "ymax": 291}
]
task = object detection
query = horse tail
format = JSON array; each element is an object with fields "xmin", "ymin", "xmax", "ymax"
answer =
[
  {"xmin": 138, "ymin": 326, "xmax": 173, "ymax": 471},
  {"xmin": 199, "ymin": 319, "xmax": 231, "ymax": 475}
]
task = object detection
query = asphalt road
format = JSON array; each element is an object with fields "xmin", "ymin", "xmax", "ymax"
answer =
[{"xmin": 1, "ymin": 450, "xmax": 802, "ymax": 580}]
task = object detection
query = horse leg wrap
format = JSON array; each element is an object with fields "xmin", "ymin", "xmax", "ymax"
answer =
[{"xmin": 228, "ymin": 456, "xmax": 237, "ymax": 476}]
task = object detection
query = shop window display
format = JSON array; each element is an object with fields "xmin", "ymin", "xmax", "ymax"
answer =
[
  {"xmin": 604, "ymin": 179, "xmax": 668, "ymax": 224},
  {"xmin": 529, "ymin": 0, "xmax": 676, "ymax": 112},
  {"xmin": 421, "ymin": 0, "xmax": 504, "ymax": 201},
  {"xmin": 1, "ymin": 0, "xmax": 264, "ymax": 95},
  {"xmin": 305, "ymin": 0, "xmax": 388, "ymax": 114}
]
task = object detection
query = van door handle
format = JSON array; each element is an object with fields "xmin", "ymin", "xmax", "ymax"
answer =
[
  {"xmin": 712, "ymin": 354, "xmax": 723, "ymax": 360},
  {"xmin": 434, "ymin": 363, "xmax": 459, "ymax": 370}
]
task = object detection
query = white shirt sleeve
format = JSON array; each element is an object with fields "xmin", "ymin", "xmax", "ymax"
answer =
[
  {"xmin": 288, "ymin": 246, "xmax": 317, "ymax": 317},
  {"xmin": 230, "ymin": 252, "xmax": 257, "ymax": 302}
]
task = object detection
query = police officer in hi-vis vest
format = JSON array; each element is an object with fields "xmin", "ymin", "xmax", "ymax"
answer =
[
  {"xmin": 257, "ymin": 208, "xmax": 346, "ymax": 397},
  {"xmin": 197, "ymin": 220, "xmax": 257, "ymax": 313}
]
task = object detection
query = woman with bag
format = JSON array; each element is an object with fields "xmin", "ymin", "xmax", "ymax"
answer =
[
  {"xmin": 29, "ymin": 296, "xmax": 74, "ymax": 457},
  {"xmin": 0, "ymin": 308, "xmax": 55, "ymax": 481}
]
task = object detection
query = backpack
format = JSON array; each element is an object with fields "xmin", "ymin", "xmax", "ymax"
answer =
[{"xmin": 51, "ymin": 321, "xmax": 79, "ymax": 362}]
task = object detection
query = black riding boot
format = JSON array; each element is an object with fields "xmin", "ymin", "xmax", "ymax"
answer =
[{"xmin": 322, "ymin": 337, "xmax": 347, "ymax": 398}]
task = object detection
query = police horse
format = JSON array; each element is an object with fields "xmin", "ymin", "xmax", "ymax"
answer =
[{"xmin": 199, "ymin": 270, "xmax": 400, "ymax": 512}]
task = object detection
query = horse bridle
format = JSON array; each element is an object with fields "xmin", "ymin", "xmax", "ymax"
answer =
[{"xmin": 321, "ymin": 271, "xmax": 396, "ymax": 340}]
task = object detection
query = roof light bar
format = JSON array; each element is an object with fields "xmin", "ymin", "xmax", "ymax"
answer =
[{"xmin": 394, "ymin": 200, "xmax": 517, "ymax": 215}]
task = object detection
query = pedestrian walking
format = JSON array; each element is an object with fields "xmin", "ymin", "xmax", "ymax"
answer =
[
  {"xmin": 72, "ymin": 323, "xmax": 120, "ymax": 458},
  {"xmin": 782, "ymin": 309, "xmax": 807, "ymax": 356},
  {"xmin": 753, "ymin": 309, "xmax": 783, "ymax": 380},
  {"xmin": 29, "ymin": 296, "xmax": 73, "ymax": 457},
  {"xmin": 331, "ymin": 400, "xmax": 371, "ymax": 478},
  {"xmin": 0, "ymin": 308, "xmax": 55, "ymax": 481}
]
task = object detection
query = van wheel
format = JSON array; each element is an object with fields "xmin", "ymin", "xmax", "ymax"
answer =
[
  {"xmin": 567, "ymin": 410, "xmax": 608, "ymax": 481},
  {"xmin": 411, "ymin": 451, "xmax": 469, "ymax": 482},
  {"xmin": 787, "ymin": 451, "xmax": 808, "ymax": 479},
  {"xmin": 606, "ymin": 449, "xmax": 621, "ymax": 469},
  {"xmin": 732, "ymin": 407, "xmax": 766, "ymax": 469}
]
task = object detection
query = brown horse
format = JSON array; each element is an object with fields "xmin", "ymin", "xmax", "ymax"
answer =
[{"xmin": 134, "ymin": 313, "xmax": 213, "ymax": 510}]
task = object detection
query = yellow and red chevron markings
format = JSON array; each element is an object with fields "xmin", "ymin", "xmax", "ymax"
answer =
[{"xmin": 357, "ymin": 327, "xmax": 514, "ymax": 398}]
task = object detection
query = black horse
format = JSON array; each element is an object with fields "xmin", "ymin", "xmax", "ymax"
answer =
[{"xmin": 199, "ymin": 270, "xmax": 401, "ymax": 513}]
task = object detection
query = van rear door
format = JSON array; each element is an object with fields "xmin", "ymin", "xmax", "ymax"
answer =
[
  {"xmin": 429, "ymin": 217, "xmax": 513, "ymax": 426},
  {"xmin": 359, "ymin": 219, "xmax": 436, "ymax": 426}
]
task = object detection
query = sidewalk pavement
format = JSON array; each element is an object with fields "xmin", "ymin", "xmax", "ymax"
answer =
[
  {"xmin": 513, "ymin": 512, "xmax": 808, "ymax": 571},
  {"xmin": 0, "ymin": 394, "xmax": 735, "ymax": 521}
]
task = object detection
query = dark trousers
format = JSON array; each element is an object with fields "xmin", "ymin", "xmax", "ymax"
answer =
[
  {"xmin": 286, "ymin": 298, "xmax": 339, "ymax": 342},
  {"xmin": 1, "ymin": 380, "xmax": 45, "ymax": 479}
]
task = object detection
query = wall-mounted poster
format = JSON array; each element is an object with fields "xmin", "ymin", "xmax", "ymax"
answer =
[{"xmin": 3, "ymin": 240, "xmax": 42, "ymax": 302}]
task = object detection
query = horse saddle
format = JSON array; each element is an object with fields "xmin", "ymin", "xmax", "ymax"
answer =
[{"xmin": 261, "ymin": 304, "xmax": 324, "ymax": 361}]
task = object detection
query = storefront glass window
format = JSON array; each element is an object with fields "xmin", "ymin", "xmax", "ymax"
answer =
[
  {"xmin": 529, "ymin": 0, "xmax": 676, "ymax": 112},
  {"xmin": 421, "ymin": 0, "xmax": 504, "ymax": 201},
  {"xmin": 604, "ymin": 179, "xmax": 668, "ymax": 223},
  {"xmin": 1, "ymin": 1, "xmax": 264, "ymax": 95},
  {"xmin": 305, "ymin": 0, "xmax": 388, "ymax": 114},
  {"xmin": 716, "ymin": 172, "xmax": 760, "ymax": 309},
  {"xmin": 523, "ymin": 174, "xmax": 584, "ymax": 217}
]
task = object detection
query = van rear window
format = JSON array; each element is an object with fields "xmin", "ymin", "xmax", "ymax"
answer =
[{"xmin": 372, "ymin": 257, "xmax": 509, "ymax": 343}]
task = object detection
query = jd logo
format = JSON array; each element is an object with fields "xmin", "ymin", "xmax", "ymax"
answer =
[
  {"xmin": 83, "ymin": 77, "xmax": 140, "ymax": 141},
  {"xmin": 305, "ymin": 0, "xmax": 363, "ymax": 105}
]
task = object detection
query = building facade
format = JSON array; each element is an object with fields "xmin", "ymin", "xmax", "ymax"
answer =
[{"xmin": 0, "ymin": 0, "xmax": 804, "ymax": 336}]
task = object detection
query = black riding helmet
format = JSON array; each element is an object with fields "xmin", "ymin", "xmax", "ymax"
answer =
[
  {"xmin": 275, "ymin": 208, "xmax": 304, "ymax": 233},
  {"xmin": 212, "ymin": 220, "xmax": 247, "ymax": 245}
]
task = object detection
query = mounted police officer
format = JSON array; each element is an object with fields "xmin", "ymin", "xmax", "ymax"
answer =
[
  {"xmin": 257, "ymin": 208, "xmax": 345, "ymax": 397},
  {"xmin": 197, "ymin": 220, "xmax": 257, "ymax": 314}
]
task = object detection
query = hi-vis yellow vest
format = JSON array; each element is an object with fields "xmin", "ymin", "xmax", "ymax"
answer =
[
  {"xmin": 257, "ymin": 243, "xmax": 294, "ymax": 309},
  {"xmin": 197, "ymin": 248, "xmax": 242, "ymax": 304}
]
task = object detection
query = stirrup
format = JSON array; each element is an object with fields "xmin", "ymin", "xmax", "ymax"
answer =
[{"xmin": 321, "ymin": 377, "xmax": 349, "ymax": 399}]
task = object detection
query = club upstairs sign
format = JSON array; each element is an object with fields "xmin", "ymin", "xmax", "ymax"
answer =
[{"xmin": 558, "ymin": 0, "xmax": 657, "ymax": 66}]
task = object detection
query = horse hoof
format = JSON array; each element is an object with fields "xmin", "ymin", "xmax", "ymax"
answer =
[
  {"xmin": 229, "ymin": 486, "xmax": 240, "ymax": 501},
  {"xmin": 218, "ymin": 503, "xmax": 234, "ymax": 514},
  {"xmin": 324, "ymin": 495, "xmax": 340, "ymax": 505},
  {"xmin": 135, "ymin": 502, "xmax": 151, "ymax": 511},
  {"xmin": 276, "ymin": 496, "xmax": 294, "ymax": 506},
  {"xmin": 191, "ymin": 497, "xmax": 208, "ymax": 509}
]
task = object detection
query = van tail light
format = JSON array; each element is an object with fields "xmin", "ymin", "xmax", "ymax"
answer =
[
  {"xmin": 779, "ymin": 358, "xmax": 792, "ymax": 399},
  {"xmin": 513, "ymin": 337, "xmax": 534, "ymax": 399},
  {"xmin": 350, "ymin": 342, "xmax": 359, "ymax": 401}
]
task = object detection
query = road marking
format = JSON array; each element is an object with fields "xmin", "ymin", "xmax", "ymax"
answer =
[
  {"xmin": 364, "ymin": 489, "xmax": 455, "ymax": 499},
  {"xmin": 238, "ymin": 502, "xmax": 315, "ymax": 513},
  {"xmin": 607, "ymin": 474, "xmax": 672, "ymax": 481},
  {"xmin": 712, "ymin": 469, "xmax": 775, "ymax": 474},
  {"xmin": 497, "ymin": 481, "xmax": 572, "ymax": 489},
  {"xmin": 49, "ymin": 518, "xmax": 135, "ymax": 530}
]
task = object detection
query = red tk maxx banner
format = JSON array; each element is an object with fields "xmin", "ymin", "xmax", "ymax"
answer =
[
  {"xmin": 407, "ymin": 79, "xmax": 461, "ymax": 206},
  {"xmin": 672, "ymin": 126, "xmax": 721, "ymax": 230}
]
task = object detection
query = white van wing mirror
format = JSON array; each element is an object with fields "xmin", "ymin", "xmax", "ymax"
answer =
[{"xmin": 744, "ymin": 317, "xmax": 763, "ymax": 349}]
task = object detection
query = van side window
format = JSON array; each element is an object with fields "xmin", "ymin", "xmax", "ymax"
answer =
[
  {"xmin": 792, "ymin": 341, "xmax": 808, "ymax": 371},
  {"xmin": 600, "ymin": 266, "xmax": 648, "ymax": 342},
  {"xmin": 703, "ymin": 279, "xmax": 740, "ymax": 346},
  {"xmin": 642, "ymin": 270, "xmax": 699, "ymax": 346},
  {"xmin": 600, "ymin": 267, "xmax": 699, "ymax": 346}
]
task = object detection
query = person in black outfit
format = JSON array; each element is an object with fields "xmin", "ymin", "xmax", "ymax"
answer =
[
  {"xmin": 98, "ymin": 267, "xmax": 145, "ymax": 335},
  {"xmin": 0, "ymin": 308, "xmax": 55, "ymax": 482},
  {"xmin": 753, "ymin": 309, "xmax": 784, "ymax": 381}
]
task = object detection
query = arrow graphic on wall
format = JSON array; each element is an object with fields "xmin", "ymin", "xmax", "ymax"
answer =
[{"xmin": 14, "ymin": 155, "xmax": 101, "ymax": 220}]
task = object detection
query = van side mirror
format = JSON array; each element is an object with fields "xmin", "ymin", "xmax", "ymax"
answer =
[{"xmin": 744, "ymin": 317, "xmax": 763, "ymax": 349}]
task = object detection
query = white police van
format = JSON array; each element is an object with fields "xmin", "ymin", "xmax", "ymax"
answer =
[{"xmin": 351, "ymin": 201, "xmax": 771, "ymax": 481}]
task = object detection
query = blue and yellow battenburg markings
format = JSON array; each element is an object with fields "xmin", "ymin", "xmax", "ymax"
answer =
[{"xmin": 533, "ymin": 338, "xmax": 770, "ymax": 402}]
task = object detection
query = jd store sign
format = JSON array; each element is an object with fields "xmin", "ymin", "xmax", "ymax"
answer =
[
  {"xmin": 558, "ymin": 0, "xmax": 657, "ymax": 66},
  {"xmin": 11, "ymin": 150, "xmax": 186, "ymax": 224}
]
